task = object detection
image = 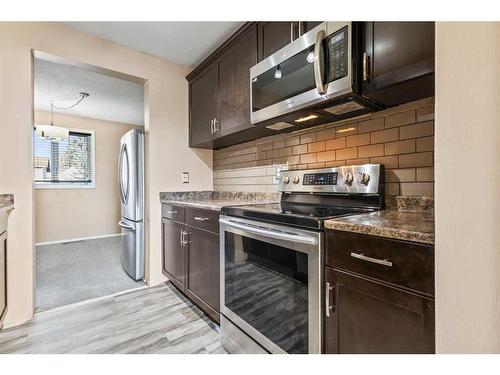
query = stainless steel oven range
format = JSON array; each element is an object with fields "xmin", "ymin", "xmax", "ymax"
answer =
[{"xmin": 219, "ymin": 163, "xmax": 384, "ymax": 354}]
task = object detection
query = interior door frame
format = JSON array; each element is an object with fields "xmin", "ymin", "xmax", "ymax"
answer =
[{"xmin": 30, "ymin": 50, "xmax": 149, "ymax": 316}]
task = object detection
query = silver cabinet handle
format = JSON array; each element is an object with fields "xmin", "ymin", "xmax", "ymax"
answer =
[
  {"xmin": 194, "ymin": 216, "xmax": 209, "ymax": 221},
  {"xmin": 213, "ymin": 118, "xmax": 219, "ymax": 133},
  {"xmin": 166, "ymin": 210, "xmax": 178, "ymax": 215},
  {"xmin": 298, "ymin": 21, "xmax": 303, "ymax": 37},
  {"xmin": 313, "ymin": 29, "xmax": 327, "ymax": 95},
  {"xmin": 210, "ymin": 118, "xmax": 214, "ymax": 134},
  {"xmin": 325, "ymin": 281, "xmax": 334, "ymax": 318},
  {"xmin": 350, "ymin": 252, "xmax": 392, "ymax": 267},
  {"xmin": 362, "ymin": 52, "xmax": 370, "ymax": 82},
  {"xmin": 180, "ymin": 230, "xmax": 188, "ymax": 246},
  {"xmin": 290, "ymin": 22, "xmax": 294, "ymax": 42}
]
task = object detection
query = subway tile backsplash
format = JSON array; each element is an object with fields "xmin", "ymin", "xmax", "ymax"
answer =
[{"xmin": 214, "ymin": 97, "xmax": 435, "ymax": 197}]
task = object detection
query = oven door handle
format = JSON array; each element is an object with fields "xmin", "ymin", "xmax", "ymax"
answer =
[{"xmin": 220, "ymin": 218, "xmax": 318, "ymax": 246}]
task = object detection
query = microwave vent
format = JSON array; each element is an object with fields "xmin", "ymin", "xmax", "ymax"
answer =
[
  {"xmin": 324, "ymin": 101, "xmax": 366, "ymax": 115},
  {"xmin": 265, "ymin": 122, "xmax": 295, "ymax": 131}
]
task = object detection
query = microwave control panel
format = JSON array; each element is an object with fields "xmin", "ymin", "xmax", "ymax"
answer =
[{"xmin": 326, "ymin": 26, "xmax": 349, "ymax": 82}]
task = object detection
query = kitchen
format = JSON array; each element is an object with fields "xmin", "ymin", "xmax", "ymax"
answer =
[{"xmin": 0, "ymin": 1, "xmax": 499, "ymax": 372}]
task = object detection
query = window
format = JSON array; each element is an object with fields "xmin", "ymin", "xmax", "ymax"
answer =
[{"xmin": 34, "ymin": 128, "xmax": 96, "ymax": 188}]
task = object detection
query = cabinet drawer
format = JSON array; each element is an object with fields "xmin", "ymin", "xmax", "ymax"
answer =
[
  {"xmin": 326, "ymin": 230, "xmax": 434, "ymax": 296},
  {"xmin": 186, "ymin": 207, "xmax": 219, "ymax": 234},
  {"xmin": 161, "ymin": 203, "xmax": 185, "ymax": 222}
]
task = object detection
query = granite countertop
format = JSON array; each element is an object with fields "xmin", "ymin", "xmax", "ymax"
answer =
[
  {"xmin": 325, "ymin": 210, "xmax": 435, "ymax": 245},
  {"xmin": 160, "ymin": 191, "xmax": 280, "ymax": 212},
  {"xmin": 0, "ymin": 194, "xmax": 14, "ymax": 210}
]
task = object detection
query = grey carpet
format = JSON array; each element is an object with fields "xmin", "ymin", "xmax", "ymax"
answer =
[{"xmin": 36, "ymin": 236, "xmax": 145, "ymax": 312}]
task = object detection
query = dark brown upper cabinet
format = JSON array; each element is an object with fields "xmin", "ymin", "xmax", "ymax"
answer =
[
  {"xmin": 257, "ymin": 21, "xmax": 322, "ymax": 61},
  {"xmin": 187, "ymin": 23, "xmax": 258, "ymax": 148},
  {"xmin": 360, "ymin": 22, "xmax": 435, "ymax": 106},
  {"xmin": 189, "ymin": 63, "xmax": 218, "ymax": 147},
  {"xmin": 217, "ymin": 25, "xmax": 258, "ymax": 138}
]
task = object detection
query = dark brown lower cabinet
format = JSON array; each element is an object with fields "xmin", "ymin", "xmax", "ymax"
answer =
[
  {"xmin": 161, "ymin": 204, "xmax": 220, "ymax": 323},
  {"xmin": 324, "ymin": 266, "xmax": 435, "ymax": 354},
  {"xmin": 161, "ymin": 218, "xmax": 186, "ymax": 291},
  {"xmin": 185, "ymin": 226, "xmax": 220, "ymax": 322}
]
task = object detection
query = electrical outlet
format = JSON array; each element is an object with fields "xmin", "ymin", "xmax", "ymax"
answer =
[{"xmin": 182, "ymin": 172, "xmax": 189, "ymax": 184}]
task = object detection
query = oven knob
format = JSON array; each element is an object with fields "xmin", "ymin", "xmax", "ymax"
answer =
[
  {"xmin": 344, "ymin": 172, "xmax": 354, "ymax": 185},
  {"xmin": 293, "ymin": 176, "xmax": 300, "ymax": 184},
  {"xmin": 283, "ymin": 176, "xmax": 290, "ymax": 184},
  {"xmin": 360, "ymin": 173, "xmax": 371, "ymax": 185}
]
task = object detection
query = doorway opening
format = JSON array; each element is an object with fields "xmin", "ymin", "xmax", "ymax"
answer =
[{"xmin": 32, "ymin": 52, "xmax": 148, "ymax": 312}]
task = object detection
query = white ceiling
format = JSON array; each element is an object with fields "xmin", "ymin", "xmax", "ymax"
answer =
[
  {"xmin": 34, "ymin": 58, "xmax": 145, "ymax": 125},
  {"xmin": 64, "ymin": 22, "xmax": 245, "ymax": 68}
]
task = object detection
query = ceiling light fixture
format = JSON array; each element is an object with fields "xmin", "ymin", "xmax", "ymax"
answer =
[
  {"xmin": 35, "ymin": 92, "xmax": 90, "ymax": 142},
  {"xmin": 295, "ymin": 114, "xmax": 318, "ymax": 123}
]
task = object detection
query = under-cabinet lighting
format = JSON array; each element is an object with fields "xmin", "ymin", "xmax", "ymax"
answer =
[
  {"xmin": 295, "ymin": 114, "xmax": 318, "ymax": 123},
  {"xmin": 336, "ymin": 127, "xmax": 356, "ymax": 133}
]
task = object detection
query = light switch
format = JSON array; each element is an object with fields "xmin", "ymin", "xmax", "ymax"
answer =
[{"xmin": 182, "ymin": 172, "xmax": 189, "ymax": 184}]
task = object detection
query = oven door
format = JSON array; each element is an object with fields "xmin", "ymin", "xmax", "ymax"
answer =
[
  {"xmin": 250, "ymin": 21, "xmax": 353, "ymax": 124},
  {"xmin": 220, "ymin": 216, "xmax": 322, "ymax": 354}
]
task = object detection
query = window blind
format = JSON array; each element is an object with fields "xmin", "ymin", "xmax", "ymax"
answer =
[{"xmin": 33, "ymin": 130, "xmax": 93, "ymax": 183}]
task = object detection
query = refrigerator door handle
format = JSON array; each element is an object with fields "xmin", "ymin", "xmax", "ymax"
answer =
[
  {"xmin": 119, "ymin": 220, "xmax": 135, "ymax": 230},
  {"xmin": 119, "ymin": 143, "xmax": 130, "ymax": 204}
]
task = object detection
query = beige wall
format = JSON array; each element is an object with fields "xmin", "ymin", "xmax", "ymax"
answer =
[
  {"xmin": 214, "ymin": 98, "xmax": 434, "ymax": 198},
  {"xmin": 435, "ymin": 22, "xmax": 500, "ymax": 352},
  {"xmin": 0, "ymin": 22, "xmax": 213, "ymax": 327},
  {"xmin": 34, "ymin": 111, "xmax": 140, "ymax": 243}
]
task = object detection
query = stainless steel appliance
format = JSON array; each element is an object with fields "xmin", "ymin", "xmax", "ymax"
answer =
[
  {"xmin": 220, "ymin": 164, "xmax": 384, "ymax": 354},
  {"xmin": 118, "ymin": 129, "xmax": 144, "ymax": 280},
  {"xmin": 250, "ymin": 22, "xmax": 379, "ymax": 127}
]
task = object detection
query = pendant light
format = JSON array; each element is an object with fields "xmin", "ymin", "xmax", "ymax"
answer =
[{"xmin": 35, "ymin": 92, "xmax": 89, "ymax": 142}]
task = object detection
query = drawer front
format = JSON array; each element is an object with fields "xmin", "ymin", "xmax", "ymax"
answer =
[
  {"xmin": 161, "ymin": 203, "xmax": 185, "ymax": 222},
  {"xmin": 186, "ymin": 207, "xmax": 219, "ymax": 234},
  {"xmin": 326, "ymin": 230, "xmax": 434, "ymax": 296}
]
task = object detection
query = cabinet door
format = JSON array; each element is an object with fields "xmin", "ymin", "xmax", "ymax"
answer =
[
  {"xmin": 216, "ymin": 26, "xmax": 258, "ymax": 137},
  {"xmin": 361, "ymin": 22, "xmax": 435, "ymax": 105},
  {"xmin": 161, "ymin": 219, "xmax": 186, "ymax": 290},
  {"xmin": 0, "ymin": 234, "xmax": 7, "ymax": 325},
  {"xmin": 258, "ymin": 22, "xmax": 297, "ymax": 61},
  {"xmin": 324, "ymin": 267, "xmax": 435, "ymax": 354},
  {"xmin": 185, "ymin": 226, "xmax": 220, "ymax": 322},
  {"xmin": 300, "ymin": 21, "xmax": 322, "ymax": 34},
  {"xmin": 189, "ymin": 63, "xmax": 218, "ymax": 147}
]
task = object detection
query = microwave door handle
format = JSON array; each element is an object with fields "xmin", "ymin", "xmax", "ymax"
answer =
[
  {"xmin": 313, "ymin": 29, "xmax": 328, "ymax": 95},
  {"xmin": 220, "ymin": 218, "xmax": 318, "ymax": 246}
]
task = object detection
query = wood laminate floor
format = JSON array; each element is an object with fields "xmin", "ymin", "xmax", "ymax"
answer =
[{"xmin": 0, "ymin": 283, "xmax": 226, "ymax": 354}]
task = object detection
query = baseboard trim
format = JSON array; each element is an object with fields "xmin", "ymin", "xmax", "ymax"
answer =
[{"xmin": 35, "ymin": 233, "xmax": 123, "ymax": 246}]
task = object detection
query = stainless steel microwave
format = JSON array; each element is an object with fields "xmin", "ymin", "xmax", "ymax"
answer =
[{"xmin": 250, "ymin": 22, "xmax": 376, "ymax": 125}]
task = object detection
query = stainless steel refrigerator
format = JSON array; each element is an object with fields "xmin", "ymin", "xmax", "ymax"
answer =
[{"xmin": 118, "ymin": 129, "xmax": 144, "ymax": 280}]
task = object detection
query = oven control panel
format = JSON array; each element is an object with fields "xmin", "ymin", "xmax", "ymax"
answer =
[
  {"xmin": 303, "ymin": 172, "xmax": 338, "ymax": 185},
  {"xmin": 278, "ymin": 164, "xmax": 382, "ymax": 194}
]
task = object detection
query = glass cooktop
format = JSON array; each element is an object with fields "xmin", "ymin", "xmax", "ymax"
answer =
[{"xmin": 221, "ymin": 202, "xmax": 371, "ymax": 230}]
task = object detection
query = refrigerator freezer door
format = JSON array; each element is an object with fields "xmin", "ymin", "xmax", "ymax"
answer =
[
  {"xmin": 119, "ymin": 218, "xmax": 144, "ymax": 280},
  {"xmin": 119, "ymin": 129, "xmax": 144, "ymax": 222}
]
